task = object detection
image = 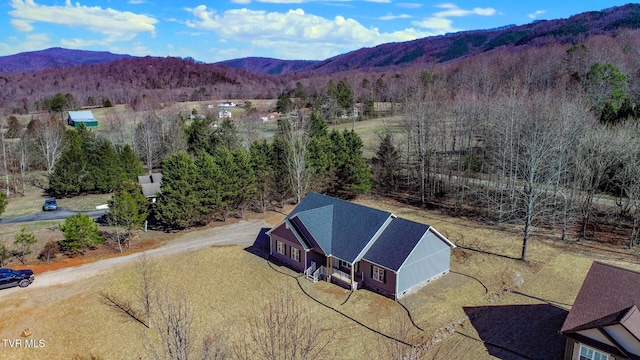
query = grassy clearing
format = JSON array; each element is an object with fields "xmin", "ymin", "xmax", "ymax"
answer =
[
  {"xmin": 330, "ymin": 115, "xmax": 406, "ymax": 158},
  {"xmin": 2, "ymin": 196, "xmax": 640, "ymax": 359}
]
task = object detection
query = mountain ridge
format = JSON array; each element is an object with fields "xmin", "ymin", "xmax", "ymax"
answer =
[
  {"xmin": 1, "ymin": 3, "xmax": 640, "ymax": 75},
  {"xmin": 0, "ymin": 47, "xmax": 133, "ymax": 73}
]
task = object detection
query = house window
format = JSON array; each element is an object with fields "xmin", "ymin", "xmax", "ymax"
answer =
[
  {"xmin": 339, "ymin": 260, "xmax": 351, "ymax": 269},
  {"xmin": 579, "ymin": 345, "xmax": 609, "ymax": 360},
  {"xmin": 276, "ymin": 241, "xmax": 286, "ymax": 255},
  {"xmin": 291, "ymin": 247, "xmax": 300, "ymax": 262},
  {"xmin": 372, "ymin": 265, "xmax": 385, "ymax": 283}
]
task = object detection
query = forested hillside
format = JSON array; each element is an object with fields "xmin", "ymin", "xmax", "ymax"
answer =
[{"xmin": 3, "ymin": 12, "xmax": 640, "ymax": 260}]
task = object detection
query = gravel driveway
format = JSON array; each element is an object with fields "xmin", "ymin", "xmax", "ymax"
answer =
[{"xmin": 0, "ymin": 219, "xmax": 271, "ymax": 295}]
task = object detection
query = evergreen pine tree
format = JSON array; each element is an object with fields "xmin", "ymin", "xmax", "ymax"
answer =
[
  {"xmin": 107, "ymin": 181, "xmax": 150, "ymax": 232},
  {"xmin": 155, "ymin": 152, "xmax": 200, "ymax": 229},
  {"xmin": 232, "ymin": 148, "xmax": 257, "ymax": 218},
  {"xmin": 119, "ymin": 144, "xmax": 145, "ymax": 181},
  {"xmin": 48, "ymin": 129, "xmax": 88, "ymax": 196},
  {"xmin": 212, "ymin": 146, "xmax": 239, "ymax": 220},
  {"xmin": 250, "ymin": 140, "xmax": 272, "ymax": 212},
  {"xmin": 194, "ymin": 151, "xmax": 223, "ymax": 223},
  {"xmin": 372, "ymin": 131, "xmax": 400, "ymax": 191},
  {"xmin": 90, "ymin": 138, "xmax": 125, "ymax": 192},
  {"xmin": 307, "ymin": 113, "xmax": 333, "ymax": 192}
]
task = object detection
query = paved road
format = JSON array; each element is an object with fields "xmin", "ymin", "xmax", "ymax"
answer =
[{"xmin": 0, "ymin": 207, "xmax": 106, "ymax": 224}]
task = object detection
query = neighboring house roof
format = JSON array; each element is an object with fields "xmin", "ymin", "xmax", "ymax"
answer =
[
  {"xmin": 138, "ymin": 173, "xmax": 163, "ymax": 198},
  {"xmin": 561, "ymin": 261, "xmax": 640, "ymax": 334},
  {"xmin": 363, "ymin": 217, "xmax": 431, "ymax": 271},
  {"xmin": 286, "ymin": 192, "xmax": 392, "ymax": 263}
]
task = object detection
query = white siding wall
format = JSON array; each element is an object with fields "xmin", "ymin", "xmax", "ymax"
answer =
[
  {"xmin": 396, "ymin": 232, "xmax": 451, "ymax": 297},
  {"xmin": 605, "ymin": 324, "xmax": 640, "ymax": 356},
  {"xmin": 576, "ymin": 329, "xmax": 615, "ymax": 346}
]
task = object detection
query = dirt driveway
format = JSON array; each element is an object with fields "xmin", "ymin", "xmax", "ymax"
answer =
[{"xmin": 0, "ymin": 219, "xmax": 271, "ymax": 298}]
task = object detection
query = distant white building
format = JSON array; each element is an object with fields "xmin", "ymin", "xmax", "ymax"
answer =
[
  {"xmin": 217, "ymin": 101, "xmax": 235, "ymax": 107},
  {"xmin": 219, "ymin": 109, "xmax": 232, "ymax": 119}
]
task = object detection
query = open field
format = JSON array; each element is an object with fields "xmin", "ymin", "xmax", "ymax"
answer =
[
  {"xmin": 1, "ymin": 195, "xmax": 639, "ymax": 359},
  {"xmin": 331, "ymin": 115, "xmax": 405, "ymax": 158}
]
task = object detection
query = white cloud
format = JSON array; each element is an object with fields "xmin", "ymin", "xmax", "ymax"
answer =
[
  {"xmin": 528, "ymin": 10, "xmax": 547, "ymax": 19},
  {"xmin": 0, "ymin": 33, "xmax": 51, "ymax": 56},
  {"xmin": 397, "ymin": 2, "xmax": 422, "ymax": 9},
  {"xmin": 378, "ymin": 14, "xmax": 412, "ymax": 21},
  {"xmin": 10, "ymin": 18, "xmax": 34, "ymax": 32},
  {"xmin": 411, "ymin": 3, "xmax": 496, "ymax": 33},
  {"xmin": 412, "ymin": 17, "xmax": 458, "ymax": 34},
  {"xmin": 9, "ymin": 0, "xmax": 157, "ymax": 44},
  {"xmin": 184, "ymin": 6, "xmax": 429, "ymax": 59},
  {"xmin": 256, "ymin": 0, "xmax": 306, "ymax": 3},
  {"xmin": 434, "ymin": 3, "xmax": 496, "ymax": 17}
]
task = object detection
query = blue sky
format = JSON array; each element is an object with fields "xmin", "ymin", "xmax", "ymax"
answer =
[{"xmin": 0, "ymin": 0, "xmax": 633, "ymax": 62}]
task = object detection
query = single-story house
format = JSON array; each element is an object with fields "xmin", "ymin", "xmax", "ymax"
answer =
[
  {"xmin": 560, "ymin": 261, "xmax": 640, "ymax": 360},
  {"xmin": 67, "ymin": 110, "xmax": 98, "ymax": 127},
  {"xmin": 138, "ymin": 173, "xmax": 163, "ymax": 202},
  {"xmin": 255, "ymin": 112, "xmax": 278, "ymax": 122},
  {"xmin": 219, "ymin": 109, "xmax": 232, "ymax": 119},
  {"xmin": 267, "ymin": 192, "xmax": 456, "ymax": 299}
]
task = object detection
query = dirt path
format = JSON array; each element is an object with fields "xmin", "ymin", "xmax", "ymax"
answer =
[{"xmin": 0, "ymin": 219, "xmax": 270, "ymax": 297}]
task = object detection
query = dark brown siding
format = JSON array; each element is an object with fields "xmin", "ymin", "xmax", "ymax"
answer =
[
  {"xmin": 270, "ymin": 225, "xmax": 305, "ymax": 273},
  {"xmin": 360, "ymin": 260, "xmax": 397, "ymax": 299},
  {"xmin": 307, "ymin": 250, "xmax": 326, "ymax": 271}
]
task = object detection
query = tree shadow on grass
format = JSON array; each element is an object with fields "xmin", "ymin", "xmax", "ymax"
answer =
[
  {"xmin": 457, "ymin": 245, "xmax": 521, "ymax": 261},
  {"xmin": 463, "ymin": 304, "xmax": 568, "ymax": 360},
  {"xmin": 244, "ymin": 227, "xmax": 271, "ymax": 259}
]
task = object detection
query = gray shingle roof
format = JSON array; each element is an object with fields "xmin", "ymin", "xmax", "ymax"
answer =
[
  {"xmin": 363, "ymin": 218, "xmax": 430, "ymax": 271},
  {"xmin": 138, "ymin": 173, "xmax": 163, "ymax": 198},
  {"xmin": 294, "ymin": 205, "xmax": 333, "ymax": 253},
  {"xmin": 287, "ymin": 192, "xmax": 391, "ymax": 262}
]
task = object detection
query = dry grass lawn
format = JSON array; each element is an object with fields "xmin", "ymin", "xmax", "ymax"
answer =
[{"xmin": 1, "ymin": 196, "xmax": 640, "ymax": 359}]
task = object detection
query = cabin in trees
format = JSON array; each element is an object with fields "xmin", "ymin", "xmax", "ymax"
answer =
[
  {"xmin": 67, "ymin": 110, "xmax": 98, "ymax": 127},
  {"xmin": 561, "ymin": 262, "xmax": 640, "ymax": 360},
  {"xmin": 138, "ymin": 173, "xmax": 163, "ymax": 202},
  {"xmin": 267, "ymin": 192, "xmax": 455, "ymax": 299}
]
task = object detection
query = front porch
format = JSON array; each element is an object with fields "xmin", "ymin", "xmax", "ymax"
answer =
[{"xmin": 304, "ymin": 261, "xmax": 362, "ymax": 290}]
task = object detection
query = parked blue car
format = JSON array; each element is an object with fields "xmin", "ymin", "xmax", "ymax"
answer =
[{"xmin": 43, "ymin": 198, "xmax": 57, "ymax": 211}]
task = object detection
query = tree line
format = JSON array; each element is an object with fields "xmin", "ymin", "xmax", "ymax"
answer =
[{"xmin": 5, "ymin": 32, "xmax": 640, "ymax": 260}]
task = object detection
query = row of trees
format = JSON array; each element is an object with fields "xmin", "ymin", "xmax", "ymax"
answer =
[
  {"xmin": 49, "ymin": 124, "xmax": 144, "ymax": 196},
  {"xmin": 156, "ymin": 112, "xmax": 371, "ymax": 229},
  {"xmin": 368, "ymin": 47, "xmax": 640, "ymax": 259}
]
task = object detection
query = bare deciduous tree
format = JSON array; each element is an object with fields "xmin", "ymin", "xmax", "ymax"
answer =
[
  {"xmin": 281, "ymin": 120, "xmax": 310, "ymax": 204},
  {"xmin": 137, "ymin": 253, "xmax": 157, "ymax": 328},
  {"xmin": 134, "ymin": 113, "xmax": 163, "ymax": 175},
  {"xmin": 575, "ymin": 126, "xmax": 626, "ymax": 239},
  {"xmin": 146, "ymin": 289, "xmax": 193, "ymax": 360},
  {"xmin": 376, "ymin": 315, "xmax": 425, "ymax": 360},
  {"xmin": 235, "ymin": 286, "xmax": 333, "ymax": 360},
  {"xmin": 32, "ymin": 116, "xmax": 66, "ymax": 174}
]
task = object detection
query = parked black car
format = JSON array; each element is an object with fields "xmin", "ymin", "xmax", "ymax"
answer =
[
  {"xmin": 0, "ymin": 268, "xmax": 35, "ymax": 289},
  {"xmin": 43, "ymin": 198, "xmax": 57, "ymax": 211}
]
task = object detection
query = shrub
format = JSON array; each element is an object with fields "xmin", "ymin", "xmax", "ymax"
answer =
[
  {"xmin": 59, "ymin": 213, "xmax": 103, "ymax": 254},
  {"xmin": 39, "ymin": 240, "xmax": 59, "ymax": 264}
]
